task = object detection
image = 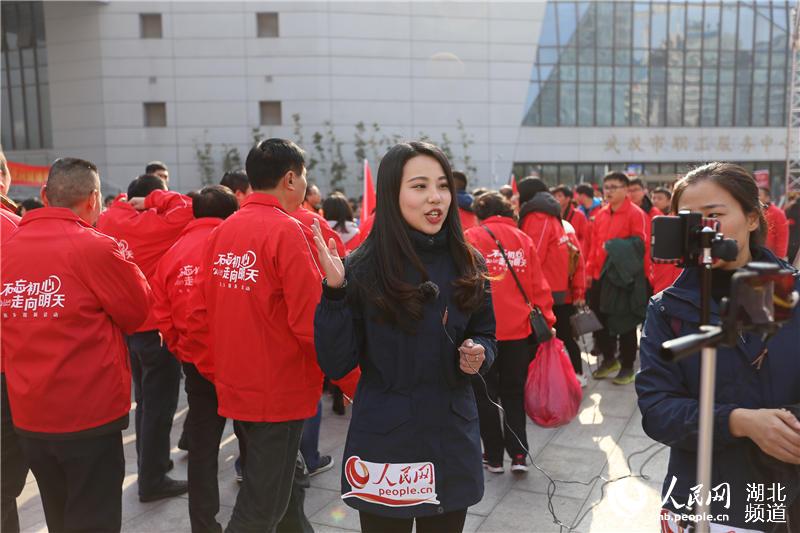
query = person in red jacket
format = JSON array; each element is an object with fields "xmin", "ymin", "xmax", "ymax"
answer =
[
  {"xmin": 628, "ymin": 178, "xmax": 682, "ymax": 293},
  {"xmin": 1, "ymin": 158, "xmax": 151, "ymax": 532},
  {"xmin": 759, "ymin": 187, "xmax": 789, "ymax": 259},
  {"xmin": 518, "ymin": 178, "xmax": 586, "ymax": 386},
  {"xmin": 151, "ymin": 185, "xmax": 238, "ymax": 532},
  {"xmin": 586, "ymin": 172, "xmax": 649, "ymax": 385},
  {"xmin": 0, "ymin": 152, "xmax": 28, "ymax": 533},
  {"xmin": 465, "ymin": 192, "xmax": 554, "ymax": 473},
  {"xmin": 190, "ymin": 138, "xmax": 338, "ymax": 532},
  {"xmin": 96, "ymin": 174, "xmax": 193, "ymax": 501},
  {"xmin": 453, "ymin": 171, "xmax": 478, "ymax": 230},
  {"xmin": 552, "ymin": 184, "xmax": 590, "ymax": 254},
  {"xmin": 561, "ymin": 217, "xmax": 589, "ymax": 386}
]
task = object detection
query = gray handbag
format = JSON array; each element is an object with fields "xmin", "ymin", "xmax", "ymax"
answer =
[{"xmin": 570, "ymin": 305, "xmax": 603, "ymax": 337}]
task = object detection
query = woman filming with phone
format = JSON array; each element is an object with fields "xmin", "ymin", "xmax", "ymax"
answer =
[
  {"xmin": 636, "ymin": 162, "xmax": 800, "ymax": 531},
  {"xmin": 312, "ymin": 141, "xmax": 496, "ymax": 533}
]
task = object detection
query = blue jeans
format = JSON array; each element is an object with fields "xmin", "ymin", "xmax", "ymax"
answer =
[{"xmin": 299, "ymin": 401, "xmax": 322, "ymax": 470}]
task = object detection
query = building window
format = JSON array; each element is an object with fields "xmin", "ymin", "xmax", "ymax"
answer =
[
  {"xmin": 257, "ymin": 13, "xmax": 279, "ymax": 38},
  {"xmin": 140, "ymin": 14, "xmax": 162, "ymax": 39},
  {"xmin": 259, "ymin": 101, "xmax": 281, "ymax": 125},
  {"xmin": 1, "ymin": 1, "xmax": 52, "ymax": 150},
  {"xmin": 144, "ymin": 102, "xmax": 167, "ymax": 127},
  {"xmin": 522, "ymin": 1, "xmax": 792, "ymax": 128}
]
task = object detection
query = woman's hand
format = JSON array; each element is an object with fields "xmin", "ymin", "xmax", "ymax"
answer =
[
  {"xmin": 730, "ymin": 408, "xmax": 800, "ymax": 464},
  {"xmin": 458, "ymin": 338, "xmax": 485, "ymax": 375},
  {"xmin": 312, "ymin": 219, "xmax": 345, "ymax": 288}
]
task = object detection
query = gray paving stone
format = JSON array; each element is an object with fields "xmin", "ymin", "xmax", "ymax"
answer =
[
  {"xmin": 579, "ymin": 388, "xmax": 639, "ymax": 419},
  {"xmin": 548, "ymin": 414, "xmax": 630, "ymax": 453},
  {"xmin": 468, "ymin": 464, "xmax": 518, "ymax": 516},
  {"xmin": 477, "ymin": 489, "xmax": 584, "ymax": 533},
  {"xmin": 309, "ymin": 497, "xmax": 361, "ymax": 531},
  {"xmin": 514, "ymin": 445, "xmax": 607, "ymax": 501},
  {"xmin": 573, "ymin": 476, "xmax": 663, "ymax": 533}
]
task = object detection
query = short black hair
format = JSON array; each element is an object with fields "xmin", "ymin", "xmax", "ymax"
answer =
[
  {"xmin": 17, "ymin": 198, "xmax": 44, "ymax": 215},
  {"xmin": 452, "ymin": 171, "xmax": 468, "ymax": 191},
  {"xmin": 145, "ymin": 161, "xmax": 168, "ymax": 174},
  {"xmin": 44, "ymin": 157, "xmax": 100, "ymax": 208},
  {"xmin": 220, "ymin": 169, "xmax": 250, "ymax": 194},
  {"xmin": 551, "ymin": 184, "xmax": 572, "ymax": 197},
  {"xmin": 518, "ymin": 177, "xmax": 548, "ymax": 204},
  {"xmin": 245, "ymin": 138, "xmax": 305, "ymax": 191},
  {"xmin": 603, "ymin": 171, "xmax": 629, "ymax": 186},
  {"xmin": 127, "ymin": 174, "xmax": 167, "ymax": 198},
  {"xmin": 628, "ymin": 177, "xmax": 645, "ymax": 188},
  {"xmin": 652, "ymin": 186, "xmax": 672, "ymax": 199},
  {"xmin": 473, "ymin": 191, "xmax": 515, "ymax": 220},
  {"xmin": 189, "ymin": 185, "xmax": 239, "ymax": 219},
  {"xmin": 575, "ymin": 184, "xmax": 595, "ymax": 198},
  {"xmin": 305, "ymin": 183, "xmax": 320, "ymax": 200}
]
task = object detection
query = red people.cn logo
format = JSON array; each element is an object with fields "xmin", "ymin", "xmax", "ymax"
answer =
[{"xmin": 345, "ymin": 456, "xmax": 370, "ymax": 489}]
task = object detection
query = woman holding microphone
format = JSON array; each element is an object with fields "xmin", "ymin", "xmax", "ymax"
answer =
[{"xmin": 312, "ymin": 141, "xmax": 496, "ymax": 533}]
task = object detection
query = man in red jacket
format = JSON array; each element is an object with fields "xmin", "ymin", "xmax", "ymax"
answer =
[
  {"xmin": 220, "ymin": 169, "xmax": 252, "ymax": 204},
  {"xmin": 759, "ymin": 187, "xmax": 789, "ymax": 259},
  {"xmin": 192, "ymin": 138, "xmax": 332, "ymax": 532},
  {"xmin": 151, "ymin": 185, "xmax": 238, "ymax": 532},
  {"xmin": 1, "ymin": 158, "xmax": 151, "ymax": 532},
  {"xmin": 0, "ymin": 152, "xmax": 28, "ymax": 533},
  {"xmin": 96, "ymin": 174, "xmax": 193, "ymax": 501},
  {"xmin": 587, "ymin": 172, "xmax": 649, "ymax": 385},
  {"xmin": 552, "ymin": 184, "xmax": 590, "ymax": 254}
]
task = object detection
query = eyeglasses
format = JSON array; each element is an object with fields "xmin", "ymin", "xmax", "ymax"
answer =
[{"xmin": 602, "ymin": 185, "xmax": 626, "ymax": 192}]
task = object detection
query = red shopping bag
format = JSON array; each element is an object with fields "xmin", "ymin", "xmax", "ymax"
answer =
[{"xmin": 524, "ymin": 338, "xmax": 583, "ymax": 428}]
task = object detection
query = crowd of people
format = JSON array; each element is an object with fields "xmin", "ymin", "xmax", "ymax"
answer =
[{"xmin": 1, "ymin": 140, "xmax": 799, "ymax": 533}]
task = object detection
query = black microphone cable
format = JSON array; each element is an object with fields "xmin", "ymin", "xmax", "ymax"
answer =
[{"xmin": 447, "ymin": 322, "xmax": 671, "ymax": 532}]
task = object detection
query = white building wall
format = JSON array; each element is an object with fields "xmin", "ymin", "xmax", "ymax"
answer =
[{"xmin": 6, "ymin": 1, "xmax": 788, "ymax": 195}]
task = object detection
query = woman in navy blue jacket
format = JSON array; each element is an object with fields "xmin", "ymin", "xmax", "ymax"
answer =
[
  {"xmin": 311, "ymin": 141, "xmax": 496, "ymax": 533},
  {"xmin": 636, "ymin": 162, "xmax": 800, "ymax": 531}
]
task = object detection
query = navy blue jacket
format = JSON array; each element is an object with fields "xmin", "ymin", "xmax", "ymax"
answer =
[
  {"xmin": 314, "ymin": 229, "xmax": 497, "ymax": 518},
  {"xmin": 636, "ymin": 248, "xmax": 800, "ymax": 528}
]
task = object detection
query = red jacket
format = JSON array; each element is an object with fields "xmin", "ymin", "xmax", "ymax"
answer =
[
  {"xmin": 561, "ymin": 220, "xmax": 587, "ymax": 304},
  {"xmin": 187, "ymin": 193, "xmax": 332, "ymax": 422},
  {"xmin": 1, "ymin": 208, "xmax": 150, "ymax": 433},
  {"xmin": 0, "ymin": 209, "xmax": 20, "ymax": 373},
  {"xmin": 519, "ymin": 208, "xmax": 570, "ymax": 304},
  {"xmin": 291, "ymin": 208, "xmax": 346, "ymax": 257},
  {"xmin": 459, "ymin": 208, "xmax": 477, "ymax": 230},
  {"xmin": 151, "ymin": 218, "xmax": 223, "ymax": 363},
  {"xmin": 587, "ymin": 198, "xmax": 648, "ymax": 281},
  {"xmin": 96, "ymin": 190, "xmax": 193, "ymax": 332},
  {"xmin": 465, "ymin": 216, "xmax": 554, "ymax": 341},
  {"xmin": 765, "ymin": 203, "xmax": 789, "ymax": 259},
  {"xmin": 563, "ymin": 204, "xmax": 590, "ymax": 256}
]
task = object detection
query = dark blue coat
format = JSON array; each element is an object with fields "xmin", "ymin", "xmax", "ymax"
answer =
[
  {"xmin": 314, "ymin": 229, "xmax": 497, "ymax": 518},
  {"xmin": 636, "ymin": 248, "xmax": 800, "ymax": 528}
]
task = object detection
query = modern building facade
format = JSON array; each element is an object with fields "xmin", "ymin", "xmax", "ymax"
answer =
[{"xmin": 1, "ymin": 1, "xmax": 793, "ymax": 196}]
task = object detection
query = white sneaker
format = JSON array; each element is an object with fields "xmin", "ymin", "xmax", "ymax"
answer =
[
  {"xmin": 577, "ymin": 373, "xmax": 589, "ymax": 388},
  {"xmin": 485, "ymin": 463, "xmax": 504, "ymax": 474}
]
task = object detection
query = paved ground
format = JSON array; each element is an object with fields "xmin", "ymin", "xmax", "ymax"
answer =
[{"xmin": 16, "ymin": 350, "xmax": 668, "ymax": 532}]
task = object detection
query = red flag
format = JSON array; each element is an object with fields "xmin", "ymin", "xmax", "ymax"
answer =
[
  {"xmin": 510, "ymin": 174, "xmax": 518, "ymax": 196},
  {"xmin": 361, "ymin": 159, "xmax": 376, "ymax": 224}
]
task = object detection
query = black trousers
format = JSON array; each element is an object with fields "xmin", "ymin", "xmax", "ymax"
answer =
[
  {"xmin": 553, "ymin": 303, "xmax": 583, "ymax": 375},
  {"xmin": 127, "ymin": 330, "xmax": 181, "ymax": 495},
  {"xmin": 225, "ymin": 419, "xmax": 304, "ymax": 533},
  {"xmin": 588, "ymin": 281, "xmax": 638, "ymax": 370},
  {"xmin": 275, "ymin": 452, "xmax": 313, "ymax": 533},
  {"xmin": 1, "ymin": 374, "xmax": 28, "ymax": 533},
  {"xmin": 183, "ymin": 363, "xmax": 227, "ymax": 533},
  {"xmin": 359, "ymin": 508, "xmax": 467, "ymax": 533},
  {"xmin": 19, "ymin": 431, "xmax": 124, "ymax": 533},
  {"xmin": 472, "ymin": 338, "xmax": 531, "ymax": 464}
]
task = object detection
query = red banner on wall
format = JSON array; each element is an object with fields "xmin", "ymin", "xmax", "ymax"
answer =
[
  {"xmin": 8, "ymin": 161, "xmax": 49, "ymax": 186},
  {"xmin": 753, "ymin": 169, "xmax": 770, "ymax": 190}
]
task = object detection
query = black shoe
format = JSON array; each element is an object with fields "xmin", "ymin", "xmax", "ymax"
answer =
[
  {"xmin": 308, "ymin": 455, "xmax": 334, "ymax": 477},
  {"xmin": 177, "ymin": 432, "xmax": 189, "ymax": 451},
  {"xmin": 139, "ymin": 476, "xmax": 189, "ymax": 503}
]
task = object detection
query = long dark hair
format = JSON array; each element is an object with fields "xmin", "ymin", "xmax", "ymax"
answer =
[
  {"xmin": 671, "ymin": 162, "xmax": 767, "ymax": 255},
  {"xmin": 321, "ymin": 192, "xmax": 354, "ymax": 233},
  {"xmin": 349, "ymin": 141, "xmax": 486, "ymax": 325}
]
